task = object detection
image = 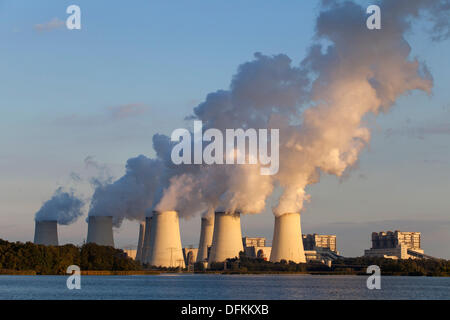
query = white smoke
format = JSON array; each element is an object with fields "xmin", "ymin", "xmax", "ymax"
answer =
[
  {"xmin": 155, "ymin": 0, "xmax": 449, "ymax": 217},
  {"xmin": 87, "ymin": 155, "xmax": 165, "ymax": 227},
  {"xmin": 87, "ymin": 0, "xmax": 449, "ymax": 223},
  {"xmin": 35, "ymin": 187, "xmax": 84, "ymax": 225}
]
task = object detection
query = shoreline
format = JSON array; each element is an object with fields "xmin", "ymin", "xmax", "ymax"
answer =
[{"xmin": 0, "ymin": 270, "xmax": 448, "ymax": 277}]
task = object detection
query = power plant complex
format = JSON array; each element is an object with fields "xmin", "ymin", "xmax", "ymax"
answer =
[{"xmin": 32, "ymin": 210, "xmax": 436, "ymax": 267}]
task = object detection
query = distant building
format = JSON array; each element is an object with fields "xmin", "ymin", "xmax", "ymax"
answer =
[
  {"xmin": 302, "ymin": 234, "xmax": 338, "ymax": 253},
  {"xmin": 242, "ymin": 237, "xmax": 271, "ymax": 260},
  {"xmin": 302, "ymin": 234, "xmax": 341, "ymax": 263},
  {"xmin": 364, "ymin": 231, "xmax": 425, "ymax": 259}
]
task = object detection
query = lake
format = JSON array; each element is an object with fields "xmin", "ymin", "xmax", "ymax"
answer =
[{"xmin": 0, "ymin": 274, "xmax": 449, "ymax": 300}]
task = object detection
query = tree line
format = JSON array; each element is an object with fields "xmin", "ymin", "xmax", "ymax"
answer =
[{"xmin": 0, "ymin": 239, "xmax": 141, "ymax": 275}]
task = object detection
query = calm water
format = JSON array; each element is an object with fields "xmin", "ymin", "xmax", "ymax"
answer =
[{"xmin": 0, "ymin": 274, "xmax": 449, "ymax": 300}]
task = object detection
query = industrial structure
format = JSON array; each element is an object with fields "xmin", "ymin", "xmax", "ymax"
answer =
[
  {"xmin": 183, "ymin": 247, "xmax": 199, "ymax": 267},
  {"xmin": 34, "ymin": 220, "xmax": 58, "ymax": 246},
  {"xmin": 135, "ymin": 221, "xmax": 145, "ymax": 262},
  {"xmin": 303, "ymin": 234, "xmax": 337, "ymax": 252},
  {"xmin": 208, "ymin": 211, "xmax": 244, "ymax": 263},
  {"xmin": 147, "ymin": 211, "xmax": 185, "ymax": 268},
  {"xmin": 141, "ymin": 216, "xmax": 152, "ymax": 264},
  {"xmin": 196, "ymin": 216, "xmax": 214, "ymax": 263},
  {"xmin": 364, "ymin": 231, "xmax": 429, "ymax": 259},
  {"xmin": 270, "ymin": 213, "xmax": 306, "ymax": 263},
  {"xmin": 86, "ymin": 216, "xmax": 114, "ymax": 247},
  {"xmin": 242, "ymin": 237, "xmax": 271, "ymax": 260}
]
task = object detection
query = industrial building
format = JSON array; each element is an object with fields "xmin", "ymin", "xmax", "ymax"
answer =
[
  {"xmin": 303, "ymin": 234, "xmax": 337, "ymax": 253},
  {"xmin": 34, "ymin": 220, "xmax": 58, "ymax": 246},
  {"xmin": 147, "ymin": 211, "xmax": 185, "ymax": 268},
  {"xmin": 183, "ymin": 248, "xmax": 198, "ymax": 266},
  {"xmin": 86, "ymin": 216, "xmax": 115, "ymax": 247},
  {"xmin": 208, "ymin": 211, "xmax": 244, "ymax": 263},
  {"xmin": 364, "ymin": 231, "xmax": 428, "ymax": 259},
  {"xmin": 196, "ymin": 216, "xmax": 214, "ymax": 263},
  {"xmin": 270, "ymin": 213, "xmax": 306, "ymax": 263},
  {"xmin": 242, "ymin": 237, "xmax": 271, "ymax": 260}
]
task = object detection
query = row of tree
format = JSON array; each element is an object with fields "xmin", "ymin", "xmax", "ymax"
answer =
[
  {"xmin": 195, "ymin": 252, "xmax": 450, "ymax": 276},
  {"xmin": 0, "ymin": 239, "xmax": 141, "ymax": 275}
]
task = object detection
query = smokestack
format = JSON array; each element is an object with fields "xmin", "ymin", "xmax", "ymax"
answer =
[
  {"xmin": 148, "ymin": 211, "xmax": 185, "ymax": 268},
  {"xmin": 196, "ymin": 216, "xmax": 214, "ymax": 263},
  {"xmin": 34, "ymin": 220, "xmax": 58, "ymax": 246},
  {"xmin": 208, "ymin": 211, "xmax": 244, "ymax": 263},
  {"xmin": 86, "ymin": 216, "xmax": 114, "ymax": 247},
  {"xmin": 270, "ymin": 212, "xmax": 306, "ymax": 263},
  {"xmin": 135, "ymin": 221, "xmax": 145, "ymax": 262},
  {"xmin": 141, "ymin": 216, "xmax": 152, "ymax": 264}
]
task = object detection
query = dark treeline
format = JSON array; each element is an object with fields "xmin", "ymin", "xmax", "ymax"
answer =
[
  {"xmin": 0, "ymin": 239, "xmax": 141, "ymax": 275},
  {"xmin": 333, "ymin": 257, "xmax": 450, "ymax": 276},
  {"xmin": 196, "ymin": 252, "xmax": 450, "ymax": 276}
]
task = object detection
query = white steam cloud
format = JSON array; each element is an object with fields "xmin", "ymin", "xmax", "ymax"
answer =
[
  {"xmin": 88, "ymin": 0, "xmax": 449, "ymax": 223},
  {"xmin": 35, "ymin": 187, "xmax": 84, "ymax": 225}
]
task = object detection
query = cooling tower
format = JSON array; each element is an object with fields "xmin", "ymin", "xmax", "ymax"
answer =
[
  {"xmin": 208, "ymin": 211, "xmax": 244, "ymax": 263},
  {"xmin": 141, "ymin": 216, "xmax": 152, "ymax": 264},
  {"xmin": 34, "ymin": 220, "xmax": 58, "ymax": 246},
  {"xmin": 147, "ymin": 211, "xmax": 185, "ymax": 268},
  {"xmin": 135, "ymin": 221, "xmax": 145, "ymax": 262},
  {"xmin": 270, "ymin": 212, "xmax": 306, "ymax": 263},
  {"xmin": 86, "ymin": 216, "xmax": 114, "ymax": 247},
  {"xmin": 196, "ymin": 215, "xmax": 214, "ymax": 262}
]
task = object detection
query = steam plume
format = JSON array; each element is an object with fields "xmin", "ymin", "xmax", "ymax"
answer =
[
  {"xmin": 87, "ymin": 0, "xmax": 449, "ymax": 223},
  {"xmin": 34, "ymin": 187, "xmax": 84, "ymax": 225}
]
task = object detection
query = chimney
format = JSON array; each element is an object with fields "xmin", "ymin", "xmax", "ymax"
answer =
[
  {"xmin": 196, "ymin": 216, "xmax": 214, "ymax": 263},
  {"xmin": 86, "ymin": 216, "xmax": 114, "ymax": 247},
  {"xmin": 208, "ymin": 211, "xmax": 244, "ymax": 263},
  {"xmin": 148, "ymin": 211, "xmax": 185, "ymax": 268},
  {"xmin": 135, "ymin": 221, "xmax": 145, "ymax": 262},
  {"xmin": 34, "ymin": 220, "xmax": 58, "ymax": 246},
  {"xmin": 270, "ymin": 212, "xmax": 306, "ymax": 263},
  {"xmin": 141, "ymin": 216, "xmax": 152, "ymax": 264}
]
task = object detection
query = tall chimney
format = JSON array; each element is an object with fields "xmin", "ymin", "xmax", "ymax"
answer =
[
  {"xmin": 148, "ymin": 211, "xmax": 185, "ymax": 268},
  {"xmin": 86, "ymin": 216, "xmax": 114, "ymax": 247},
  {"xmin": 196, "ymin": 216, "xmax": 214, "ymax": 263},
  {"xmin": 208, "ymin": 211, "xmax": 244, "ymax": 263},
  {"xmin": 135, "ymin": 221, "xmax": 145, "ymax": 262},
  {"xmin": 141, "ymin": 216, "xmax": 152, "ymax": 264},
  {"xmin": 270, "ymin": 212, "xmax": 306, "ymax": 263},
  {"xmin": 34, "ymin": 220, "xmax": 58, "ymax": 246}
]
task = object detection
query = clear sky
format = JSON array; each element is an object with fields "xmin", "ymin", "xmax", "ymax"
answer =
[{"xmin": 0, "ymin": 1, "xmax": 449, "ymax": 258}]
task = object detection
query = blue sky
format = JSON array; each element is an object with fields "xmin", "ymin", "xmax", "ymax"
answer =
[{"xmin": 0, "ymin": 1, "xmax": 449, "ymax": 258}]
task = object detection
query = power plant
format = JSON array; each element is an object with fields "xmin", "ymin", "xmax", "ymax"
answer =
[
  {"xmin": 270, "ymin": 213, "xmax": 306, "ymax": 263},
  {"xmin": 141, "ymin": 216, "xmax": 152, "ymax": 264},
  {"xmin": 86, "ymin": 216, "xmax": 114, "ymax": 247},
  {"xmin": 196, "ymin": 216, "xmax": 214, "ymax": 263},
  {"xmin": 135, "ymin": 221, "xmax": 145, "ymax": 262},
  {"xmin": 147, "ymin": 211, "xmax": 185, "ymax": 268},
  {"xmin": 208, "ymin": 211, "xmax": 244, "ymax": 263},
  {"xmin": 34, "ymin": 220, "xmax": 58, "ymax": 246}
]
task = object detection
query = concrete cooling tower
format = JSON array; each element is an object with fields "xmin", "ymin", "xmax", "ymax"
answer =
[
  {"xmin": 141, "ymin": 216, "xmax": 152, "ymax": 264},
  {"xmin": 208, "ymin": 211, "xmax": 244, "ymax": 263},
  {"xmin": 34, "ymin": 220, "xmax": 58, "ymax": 246},
  {"xmin": 196, "ymin": 216, "xmax": 214, "ymax": 263},
  {"xmin": 270, "ymin": 212, "xmax": 306, "ymax": 263},
  {"xmin": 135, "ymin": 221, "xmax": 145, "ymax": 262},
  {"xmin": 86, "ymin": 216, "xmax": 114, "ymax": 247},
  {"xmin": 147, "ymin": 211, "xmax": 185, "ymax": 268}
]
